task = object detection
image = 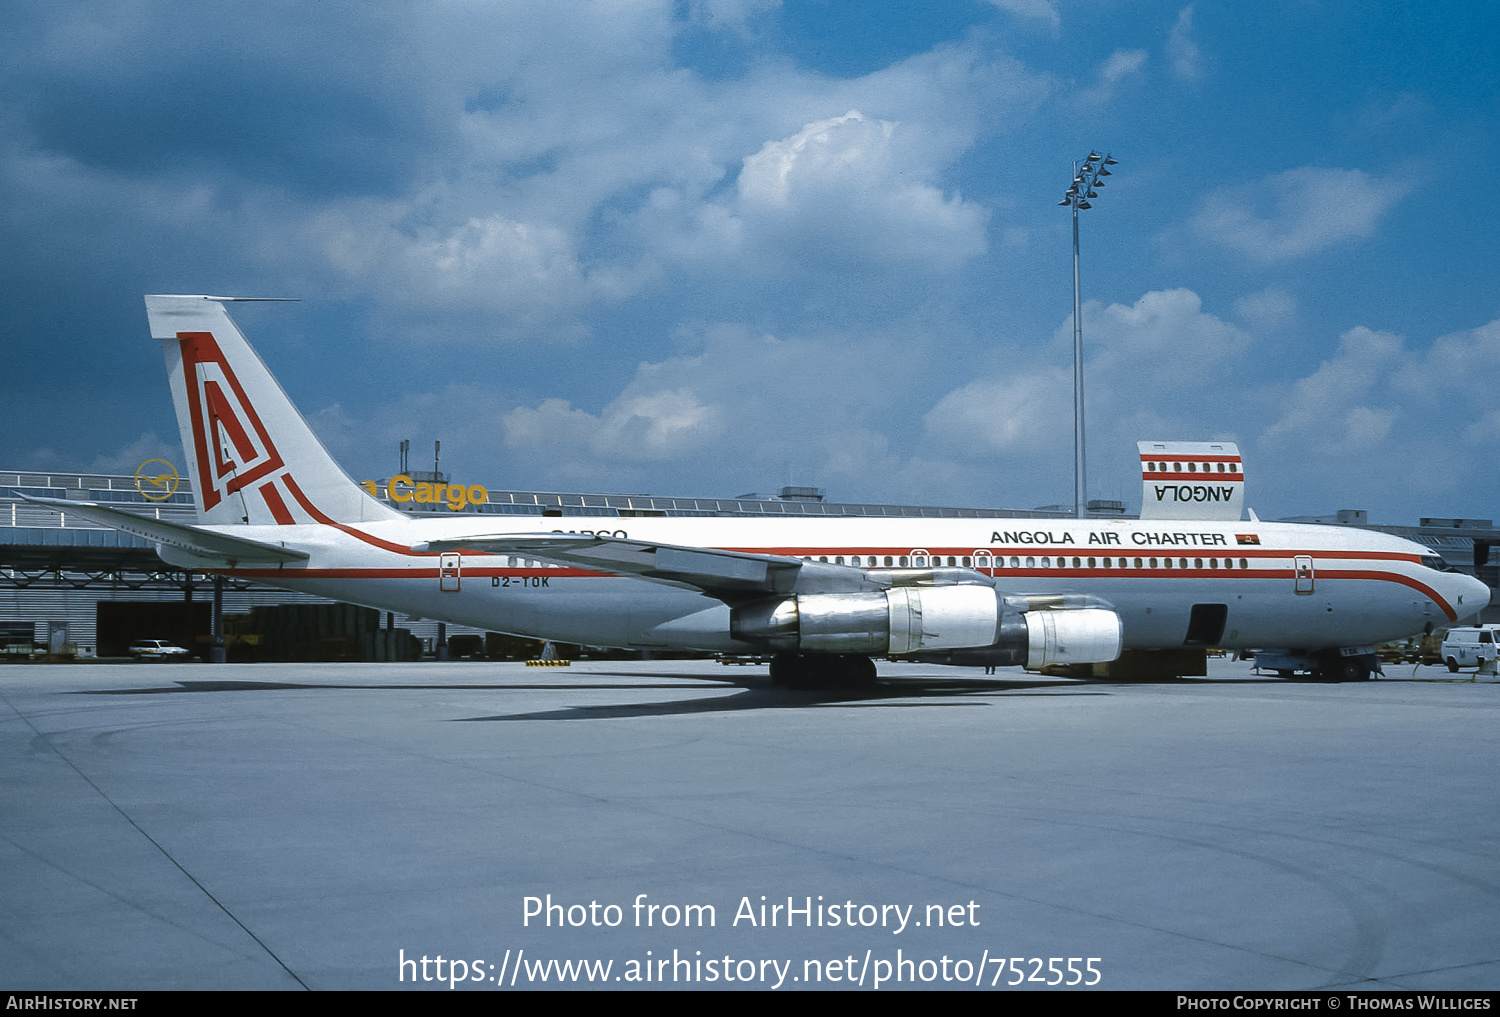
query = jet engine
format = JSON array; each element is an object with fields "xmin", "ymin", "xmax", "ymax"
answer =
[
  {"xmin": 731, "ymin": 587, "xmax": 1122, "ymax": 667},
  {"xmin": 1022, "ymin": 607, "xmax": 1123, "ymax": 668}
]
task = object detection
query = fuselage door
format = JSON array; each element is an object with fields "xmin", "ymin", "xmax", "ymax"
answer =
[
  {"xmin": 1294, "ymin": 555, "xmax": 1314, "ymax": 595},
  {"xmin": 439, "ymin": 552, "xmax": 461, "ymax": 593}
]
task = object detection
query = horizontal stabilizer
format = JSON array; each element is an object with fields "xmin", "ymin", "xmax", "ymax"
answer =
[{"xmin": 20, "ymin": 495, "xmax": 309, "ymax": 565}]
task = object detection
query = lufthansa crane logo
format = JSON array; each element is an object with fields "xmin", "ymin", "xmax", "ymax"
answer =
[{"xmin": 134, "ymin": 459, "xmax": 180, "ymax": 501}]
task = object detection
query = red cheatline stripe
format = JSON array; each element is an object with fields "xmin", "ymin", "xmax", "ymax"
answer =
[
  {"xmin": 731, "ymin": 546, "xmax": 1424, "ymax": 563},
  {"xmin": 1142, "ymin": 472, "xmax": 1244, "ymax": 481},
  {"xmin": 259, "ymin": 481, "xmax": 295, "ymax": 525},
  {"xmin": 231, "ymin": 488, "xmax": 1459, "ymax": 618},
  {"xmin": 281, "ymin": 473, "xmax": 434, "ymax": 555},
  {"xmin": 225, "ymin": 567, "xmax": 601, "ymax": 579}
]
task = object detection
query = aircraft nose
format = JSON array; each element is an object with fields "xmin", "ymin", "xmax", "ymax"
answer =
[{"xmin": 1450, "ymin": 572, "xmax": 1492, "ymax": 622}]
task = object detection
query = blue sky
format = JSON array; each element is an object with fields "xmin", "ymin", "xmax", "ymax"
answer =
[{"xmin": 3, "ymin": 1, "xmax": 1497, "ymax": 523}]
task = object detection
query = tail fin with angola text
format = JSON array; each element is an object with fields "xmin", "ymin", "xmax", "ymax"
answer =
[
  {"xmin": 1137, "ymin": 440, "xmax": 1244, "ymax": 521},
  {"xmin": 145, "ymin": 295, "xmax": 400, "ymax": 527}
]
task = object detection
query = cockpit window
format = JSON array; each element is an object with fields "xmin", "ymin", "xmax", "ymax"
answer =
[{"xmin": 1420, "ymin": 554, "xmax": 1453, "ymax": 572}]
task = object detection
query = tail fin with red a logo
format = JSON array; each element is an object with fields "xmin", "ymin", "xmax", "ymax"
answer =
[{"xmin": 145, "ymin": 295, "xmax": 400, "ymax": 527}]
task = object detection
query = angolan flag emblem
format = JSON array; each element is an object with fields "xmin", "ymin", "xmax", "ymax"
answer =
[{"xmin": 1236, "ymin": 534, "xmax": 1261, "ymax": 545}]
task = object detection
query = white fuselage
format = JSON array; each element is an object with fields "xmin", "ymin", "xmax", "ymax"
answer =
[{"xmin": 189, "ymin": 513, "xmax": 1488, "ymax": 654}]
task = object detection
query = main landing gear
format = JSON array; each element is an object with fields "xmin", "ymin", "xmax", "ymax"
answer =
[
  {"xmin": 1284, "ymin": 656, "xmax": 1372, "ymax": 682},
  {"xmin": 769, "ymin": 652, "xmax": 877, "ymax": 689},
  {"xmin": 1261, "ymin": 650, "xmax": 1377, "ymax": 683},
  {"xmin": 1323, "ymin": 656, "xmax": 1372, "ymax": 682}
]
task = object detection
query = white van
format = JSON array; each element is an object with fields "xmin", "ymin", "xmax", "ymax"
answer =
[{"xmin": 1439, "ymin": 626, "xmax": 1500, "ymax": 672}]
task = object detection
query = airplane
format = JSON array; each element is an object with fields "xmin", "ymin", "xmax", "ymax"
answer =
[{"xmin": 24, "ymin": 294, "xmax": 1491, "ymax": 686}]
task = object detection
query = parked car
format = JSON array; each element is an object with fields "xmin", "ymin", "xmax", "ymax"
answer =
[
  {"xmin": 1439, "ymin": 626, "xmax": 1500, "ymax": 672},
  {"xmin": 127, "ymin": 639, "xmax": 192, "ymax": 661}
]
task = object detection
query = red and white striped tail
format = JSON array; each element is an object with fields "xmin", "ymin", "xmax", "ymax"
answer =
[
  {"xmin": 1137, "ymin": 441, "xmax": 1244, "ymax": 521},
  {"xmin": 145, "ymin": 295, "xmax": 399, "ymax": 527}
]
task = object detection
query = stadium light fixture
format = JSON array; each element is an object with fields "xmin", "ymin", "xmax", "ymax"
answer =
[{"xmin": 1059, "ymin": 151, "xmax": 1117, "ymax": 519}]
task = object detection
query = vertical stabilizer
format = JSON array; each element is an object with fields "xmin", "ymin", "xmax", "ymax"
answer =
[
  {"xmin": 1137, "ymin": 441, "xmax": 1244, "ymax": 521},
  {"xmin": 145, "ymin": 295, "xmax": 400, "ymax": 526}
]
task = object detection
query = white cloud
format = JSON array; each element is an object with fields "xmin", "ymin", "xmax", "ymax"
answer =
[
  {"xmin": 926, "ymin": 289, "xmax": 1253, "ymax": 453},
  {"xmin": 1233, "ymin": 288, "xmax": 1297, "ymax": 332},
  {"xmin": 1253, "ymin": 318, "xmax": 1500, "ymax": 507},
  {"xmin": 921, "ymin": 289, "xmax": 1253, "ymax": 506},
  {"xmin": 1083, "ymin": 288, "xmax": 1250, "ymax": 385},
  {"xmin": 1167, "ymin": 6, "xmax": 1204, "ymax": 82},
  {"xmin": 287, "ymin": 26, "xmax": 1036, "ymax": 339},
  {"xmin": 1074, "ymin": 49, "xmax": 1148, "ymax": 108},
  {"xmin": 984, "ymin": 0, "xmax": 1060, "ymax": 32},
  {"xmin": 739, "ymin": 111, "xmax": 873, "ymax": 207},
  {"xmin": 498, "ymin": 323, "xmax": 921, "ymax": 495},
  {"xmin": 505, "ymin": 389, "xmax": 724, "ymax": 463},
  {"xmin": 2, "ymin": 3, "xmax": 1040, "ymax": 348},
  {"xmin": 84, "ymin": 433, "xmax": 184, "ymax": 476},
  {"xmin": 684, "ymin": 0, "xmax": 781, "ymax": 34},
  {"xmin": 925, "ymin": 368, "xmax": 1071, "ymax": 454},
  {"xmin": 729, "ymin": 110, "xmax": 989, "ymax": 270},
  {"xmin": 1101, "ymin": 49, "xmax": 1149, "ymax": 84},
  {"xmin": 1260, "ymin": 326, "xmax": 1403, "ymax": 453},
  {"xmin": 1189, "ymin": 167, "xmax": 1413, "ymax": 262}
]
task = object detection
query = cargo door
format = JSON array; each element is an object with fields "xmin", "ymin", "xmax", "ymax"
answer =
[
  {"xmin": 439, "ymin": 552, "xmax": 461, "ymax": 593},
  {"xmin": 1183, "ymin": 603, "xmax": 1228, "ymax": 646}
]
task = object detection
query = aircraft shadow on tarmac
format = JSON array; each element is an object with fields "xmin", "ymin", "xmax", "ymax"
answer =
[
  {"xmin": 454, "ymin": 675, "xmax": 1116, "ymax": 722},
  {"xmin": 69, "ymin": 672, "xmax": 1133, "ymax": 721}
]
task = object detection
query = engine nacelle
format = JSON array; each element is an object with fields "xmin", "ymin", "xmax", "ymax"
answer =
[
  {"xmin": 736, "ymin": 590, "xmax": 1125, "ymax": 669},
  {"xmin": 1023, "ymin": 608, "xmax": 1123, "ymax": 668},
  {"xmin": 732, "ymin": 586, "xmax": 1003, "ymax": 654}
]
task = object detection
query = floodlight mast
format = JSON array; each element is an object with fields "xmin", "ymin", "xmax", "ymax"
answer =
[{"xmin": 1059, "ymin": 151, "xmax": 1117, "ymax": 519}]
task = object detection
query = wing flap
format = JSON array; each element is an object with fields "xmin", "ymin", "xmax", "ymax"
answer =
[{"xmin": 20, "ymin": 495, "xmax": 309, "ymax": 564}]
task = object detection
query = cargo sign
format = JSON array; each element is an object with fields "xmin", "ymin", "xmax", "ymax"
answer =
[{"xmin": 361, "ymin": 475, "xmax": 489, "ymax": 511}]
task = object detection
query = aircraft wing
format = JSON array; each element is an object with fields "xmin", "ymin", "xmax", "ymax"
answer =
[
  {"xmin": 19, "ymin": 495, "xmax": 309, "ymax": 565},
  {"xmin": 419, "ymin": 532, "xmax": 992, "ymax": 602},
  {"xmin": 420, "ymin": 532, "xmax": 824, "ymax": 599}
]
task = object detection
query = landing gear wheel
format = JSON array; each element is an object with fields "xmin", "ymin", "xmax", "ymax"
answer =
[
  {"xmin": 1335, "ymin": 657, "xmax": 1371, "ymax": 682},
  {"xmin": 769, "ymin": 652, "xmax": 799, "ymax": 687},
  {"xmin": 831, "ymin": 654, "xmax": 877, "ymax": 688},
  {"xmin": 1311, "ymin": 656, "xmax": 1371, "ymax": 682},
  {"xmin": 768, "ymin": 653, "xmax": 876, "ymax": 689}
]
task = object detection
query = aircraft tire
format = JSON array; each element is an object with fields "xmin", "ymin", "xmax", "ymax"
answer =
[
  {"xmin": 1305, "ymin": 656, "xmax": 1370, "ymax": 682},
  {"xmin": 831, "ymin": 654, "xmax": 876, "ymax": 688},
  {"xmin": 769, "ymin": 652, "xmax": 800, "ymax": 687},
  {"xmin": 769, "ymin": 653, "xmax": 875, "ymax": 689},
  {"xmin": 1335, "ymin": 658, "xmax": 1371, "ymax": 682}
]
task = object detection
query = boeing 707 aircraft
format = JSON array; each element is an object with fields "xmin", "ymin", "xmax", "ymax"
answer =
[{"xmin": 26, "ymin": 296, "xmax": 1490, "ymax": 685}]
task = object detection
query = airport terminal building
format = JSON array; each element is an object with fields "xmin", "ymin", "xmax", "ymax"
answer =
[{"xmin": 3, "ymin": 466, "xmax": 1497, "ymax": 660}]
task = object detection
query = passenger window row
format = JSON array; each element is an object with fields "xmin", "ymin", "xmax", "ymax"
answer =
[
  {"xmin": 793, "ymin": 554, "xmax": 1254, "ymax": 570},
  {"xmin": 1143, "ymin": 461, "xmax": 1240, "ymax": 473}
]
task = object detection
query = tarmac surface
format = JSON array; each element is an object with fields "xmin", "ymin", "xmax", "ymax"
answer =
[{"xmin": 2, "ymin": 656, "xmax": 1497, "ymax": 991}]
